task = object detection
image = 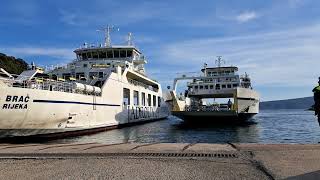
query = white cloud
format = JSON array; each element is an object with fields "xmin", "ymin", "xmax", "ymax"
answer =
[
  {"xmin": 58, "ymin": 1, "xmax": 170, "ymax": 27},
  {"xmin": 0, "ymin": 47, "xmax": 74, "ymax": 60},
  {"xmin": 235, "ymin": 11, "xmax": 258, "ymax": 23},
  {"xmin": 157, "ymin": 23, "xmax": 320, "ymax": 88}
]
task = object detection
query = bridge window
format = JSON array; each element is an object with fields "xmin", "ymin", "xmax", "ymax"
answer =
[
  {"xmin": 153, "ymin": 95, "xmax": 156, "ymax": 107},
  {"xmin": 120, "ymin": 50, "xmax": 126, "ymax": 58},
  {"xmin": 127, "ymin": 50, "xmax": 133, "ymax": 57},
  {"xmin": 107, "ymin": 50, "xmax": 113, "ymax": 58},
  {"xmin": 81, "ymin": 53, "xmax": 87, "ymax": 60},
  {"xmin": 227, "ymin": 84, "xmax": 232, "ymax": 88},
  {"xmin": 134, "ymin": 91, "xmax": 139, "ymax": 105},
  {"xmin": 222, "ymin": 84, "xmax": 226, "ymax": 89},
  {"xmin": 92, "ymin": 52, "xmax": 98, "ymax": 59},
  {"xmin": 148, "ymin": 94, "xmax": 151, "ymax": 106},
  {"xmin": 87, "ymin": 52, "xmax": 92, "ymax": 59},
  {"xmin": 114, "ymin": 50, "xmax": 120, "ymax": 58},
  {"xmin": 199, "ymin": 85, "xmax": 203, "ymax": 89},
  {"xmin": 205, "ymin": 85, "xmax": 208, "ymax": 89},
  {"xmin": 233, "ymin": 84, "xmax": 238, "ymax": 88},
  {"xmin": 83, "ymin": 64, "xmax": 88, "ymax": 68},
  {"xmin": 210, "ymin": 85, "xmax": 214, "ymax": 89},
  {"xmin": 123, "ymin": 88, "xmax": 130, "ymax": 105},
  {"xmin": 194, "ymin": 86, "xmax": 198, "ymax": 89},
  {"xmin": 99, "ymin": 51, "xmax": 106, "ymax": 59},
  {"xmin": 142, "ymin": 92, "xmax": 146, "ymax": 106},
  {"xmin": 216, "ymin": 84, "xmax": 220, "ymax": 90}
]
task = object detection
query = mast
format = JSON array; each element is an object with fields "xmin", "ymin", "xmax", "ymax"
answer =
[
  {"xmin": 127, "ymin": 32, "xmax": 133, "ymax": 46},
  {"xmin": 215, "ymin": 56, "xmax": 225, "ymax": 68},
  {"xmin": 97, "ymin": 25, "xmax": 119, "ymax": 47}
]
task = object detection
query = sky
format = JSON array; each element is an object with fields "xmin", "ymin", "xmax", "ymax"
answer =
[{"xmin": 0, "ymin": 0, "xmax": 320, "ymax": 101}]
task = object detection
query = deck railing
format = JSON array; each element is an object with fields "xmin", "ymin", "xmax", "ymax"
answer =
[{"xmin": 0, "ymin": 72, "xmax": 101, "ymax": 96}]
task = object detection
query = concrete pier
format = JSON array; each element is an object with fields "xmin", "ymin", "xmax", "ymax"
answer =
[{"xmin": 0, "ymin": 143, "xmax": 319, "ymax": 180}]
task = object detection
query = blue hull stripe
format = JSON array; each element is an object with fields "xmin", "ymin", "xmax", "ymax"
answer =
[{"xmin": 33, "ymin": 99, "xmax": 121, "ymax": 107}]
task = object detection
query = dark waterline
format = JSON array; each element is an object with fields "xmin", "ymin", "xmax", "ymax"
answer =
[{"xmin": 5, "ymin": 109, "xmax": 320, "ymax": 144}]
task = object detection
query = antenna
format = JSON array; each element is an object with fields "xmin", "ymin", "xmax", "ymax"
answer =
[
  {"xmin": 127, "ymin": 32, "xmax": 133, "ymax": 46},
  {"xmin": 97, "ymin": 25, "xmax": 119, "ymax": 47},
  {"xmin": 215, "ymin": 56, "xmax": 225, "ymax": 68}
]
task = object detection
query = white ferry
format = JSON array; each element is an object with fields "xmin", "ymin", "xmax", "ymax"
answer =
[
  {"xmin": 0, "ymin": 27, "xmax": 169, "ymax": 138},
  {"xmin": 168, "ymin": 57, "xmax": 260, "ymax": 123}
]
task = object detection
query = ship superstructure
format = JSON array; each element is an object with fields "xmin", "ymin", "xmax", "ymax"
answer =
[
  {"xmin": 0, "ymin": 27, "xmax": 169, "ymax": 138},
  {"xmin": 169, "ymin": 57, "xmax": 259, "ymax": 123}
]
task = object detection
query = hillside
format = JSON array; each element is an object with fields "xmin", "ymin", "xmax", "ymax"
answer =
[
  {"xmin": 260, "ymin": 97, "xmax": 314, "ymax": 110},
  {"xmin": 0, "ymin": 53, "xmax": 28, "ymax": 74}
]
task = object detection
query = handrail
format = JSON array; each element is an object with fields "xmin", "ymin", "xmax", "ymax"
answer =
[{"xmin": 0, "ymin": 75, "xmax": 101, "ymax": 96}]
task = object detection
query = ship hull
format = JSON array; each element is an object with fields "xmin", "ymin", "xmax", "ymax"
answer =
[
  {"xmin": 172, "ymin": 111, "xmax": 257, "ymax": 124},
  {"xmin": 0, "ymin": 117, "xmax": 167, "ymax": 140},
  {"xmin": 0, "ymin": 72, "xmax": 169, "ymax": 138}
]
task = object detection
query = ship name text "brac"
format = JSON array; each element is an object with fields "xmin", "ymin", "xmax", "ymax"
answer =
[{"xmin": 2, "ymin": 95, "xmax": 29, "ymax": 109}]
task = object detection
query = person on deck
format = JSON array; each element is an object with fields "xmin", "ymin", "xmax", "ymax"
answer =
[
  {"xmin": 227, "ymin": 99, "xmax": 232, "ymax": 110},
  {"xmin": 313, "ymin": 77, "xmax": 320, "ymax": 126}
]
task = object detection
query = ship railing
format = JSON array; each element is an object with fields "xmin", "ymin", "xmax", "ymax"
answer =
[{"xmin": 1, "ymin": 74, "xmax": 101, "ymax": 96}]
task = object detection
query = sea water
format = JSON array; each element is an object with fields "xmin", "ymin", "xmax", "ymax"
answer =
[{"xmin": 48, "ymin": 109, "xmax": 320, "ymax": 144}]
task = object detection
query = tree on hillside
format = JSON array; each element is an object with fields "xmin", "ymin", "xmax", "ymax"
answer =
[{"xmin": 0, "ymin": 53, "xmax": 28, "ymax": 74}]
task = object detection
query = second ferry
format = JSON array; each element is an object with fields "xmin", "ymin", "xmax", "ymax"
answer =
[
  {"xmin": 168, "ymin": 57, "xmax": 260, "ymax": 124},
  {"xmin": 0, "ymin": 27, "xmax": 169, "ymax": 138}
]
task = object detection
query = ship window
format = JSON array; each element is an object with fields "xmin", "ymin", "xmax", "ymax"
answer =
[
  {"xmin": 142, "ymin": 92, "xmax": 146, "ymax": 106},
  {"xmin": 134, "ymin": 91, "xmax": 139, "ymax": 105},
  {"xmin": 148, "ymin": 94, "xmax": 151, "ymax": 106},
  {"xmin": 99, "ymin": 51, "xmax": 106, "ymax": 59},
  {"xmin": 62, "ymin": 73, "xmax": 71, "ymax": 80},
  {"xmin": 153, "ymin": 95, "xmax": 156, "ymax": 107},
  {"xmin": 222, "ymin": 84, "xmax": 226, "ymax": 89},
  {"xmin": 114, "ymin": 50, "xmax": 120, "ymax": 58},
  {"xmin": 76, "ymin": 72, "xmax": 85, "ymax": 80},
  {"xmin": 233, "ymin": 84, "xmax": 238, "ymax": 87},
  {"xmin": 81, "ymin": 53, "xmax": 87, "ymax": 60},
  {"xmin": 205, "ymin": 85, "xmax": 208, "ymax": 89},
  {"xmin": 194, "ymin": 86, "xmax": 198, "ymax": 89},
  {"xmin": 158, "ymin": 96, "xmax": 161, "ymax": 107},
  {"xmin": 216, "ymin": 84, "xmax": 220, "ymax": 90},
  {"xmin": 99, "ymin": 72, "xmax": 104, "ymax": 78},
  {"xmin": 87, "ymin": 52, "xmax": 92, "ymax": 59},
  {"xmin": 83, "ymin": 64, "xmax": 88, "ymax": 68},
  {"xmin": 123, "ymin": 88, "xmax": 130, "ymax": 105},
  {"xmin": 127, "ymin": 50, "xmax": 133, "ymax": 57},
  {"xmin": 120, "ymin": 50, "xmax": 126, "ymax": 58},
  {"xmin": 107, "ymin": 50, "xmax": 113, "ymax": 58},
  {"xmin": 227, "ymin": 84, "xmax": 232, "ymax": 88},
  {"xmin": 92, "ymin": 52, "xmax": 99, "ymax": 59},
  {"xmin": 89, "ymin": 72, "xmax": 98, "ymax": 79},
  {"xmin": 210, "ymin": 85, "xmax": 214, "ymax": 89},
  {"xmin": 199, "ymin": 85, "xmax": 203, "ymax": 89}
]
